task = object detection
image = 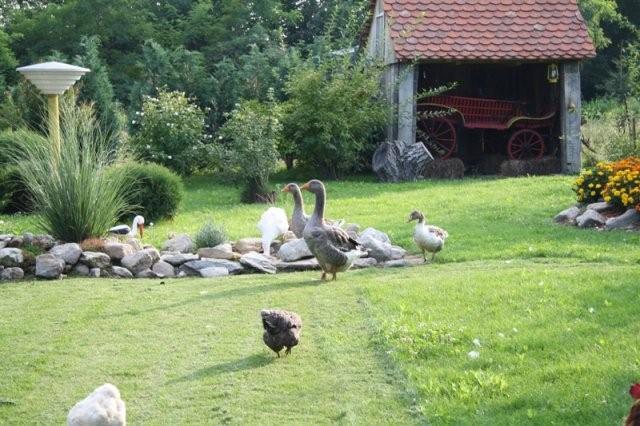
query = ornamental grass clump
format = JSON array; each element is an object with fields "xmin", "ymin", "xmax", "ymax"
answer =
[
  {"xmin": 10, "ymin": 100, "xmax": 133, "ymax": 242},
  {"xmin": 194, "ymin": 221, "xmax": 227, "ymax": 249}
]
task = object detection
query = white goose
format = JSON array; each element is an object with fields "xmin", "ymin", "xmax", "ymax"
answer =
[
  {"xmin": 109, "ymin": 215, "xmax": 145, "ymax": 239},
  {"xmin": 257, "ymin": 207, "xmax": 289, "ymax": 255},
  {"xmin": 408, "ymin": 210, "xmax": 448, "ymax": 262}
]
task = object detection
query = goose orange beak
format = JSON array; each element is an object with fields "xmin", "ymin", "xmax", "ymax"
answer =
[
  {"xmin": 281, "ymin": 186, "xmax": 290, "ymax": 193},
  {"xmin": 300, "ymin": 182, "xmax": 310, "ymax": 191},
  {"xmin": 139, "ymin": 224, "xmax": 144, "ymax": 239}
]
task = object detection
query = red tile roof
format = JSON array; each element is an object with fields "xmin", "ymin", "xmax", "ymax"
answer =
[{"xmin": 374, "ymin": 0, "xmax": 596, "ymax": 61}]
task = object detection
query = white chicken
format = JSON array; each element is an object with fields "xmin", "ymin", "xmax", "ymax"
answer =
[{"xmin": 257, "ymin": 207, "xmax": 289, "ymax": 255}]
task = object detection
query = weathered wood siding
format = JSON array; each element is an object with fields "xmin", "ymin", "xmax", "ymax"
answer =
[{"xmin": 560, "ymin": 62, "xmax": 582, "ymax": 173}]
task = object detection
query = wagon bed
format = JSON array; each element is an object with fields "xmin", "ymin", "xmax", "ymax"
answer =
[{"xmin": 417, "ymin": 95, "xmax": 556, "ymax": 160}]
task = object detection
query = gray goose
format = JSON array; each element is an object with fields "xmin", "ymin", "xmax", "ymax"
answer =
[
  {"xmin": 301, "ymin": 180, "xmax": 361, "ymax": 281},
  {"xmin": 261, "ymin": 309, "xmax": 302, "ymax": 357},
  {"xmin": 281, "ymin": 183, "xmax": 308, "ymax": 238}
]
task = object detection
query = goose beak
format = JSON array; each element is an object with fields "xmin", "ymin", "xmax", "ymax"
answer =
[
  {"xmin": 281, "ymin": 187, "xmax": 289, "ymax": 193},
  {"xmin": 139, "ymin": 224, "xmax": 144, "ymax": 239},
  {"xmin": 300, "ymin": 182, "xmax": 310, "ymax": 191}
]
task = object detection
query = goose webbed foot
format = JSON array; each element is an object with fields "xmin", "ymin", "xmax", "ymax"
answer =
[
  {"xmin": 332, "ymin": 273, "xmax": 337, "ymax": 281},
  {"xmin": 320, "ymin": 272, "xmax": 327, "ymax": 281},
  {"xmin": 285, "ymin": 347, "xmax": 291, "ymax": 356}
]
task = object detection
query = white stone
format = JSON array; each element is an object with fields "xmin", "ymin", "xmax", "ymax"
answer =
[
  {"xmin": 554, "ymin": 206, "xmax": 582, "ymax": 224},
  {"xmin": 109, "ymin": 266, "xmax": 133, "ymax": 279},
  {"xmin": 162, "ymin": 234, "xmax": 193, "ymax": 253},
  {"xmin": 72, "ymin": 264, "xmax": 90, "ymax": 276},
  {"xmin": 0, "ymin": 267, "xmax": 24, "ymax": 281},
  {"xmin": 233, "ymin": 238, "xmax": 263, "ymax": 254},
  {"xmin": 80, "ymin": 252, "xmax": 111, "ymax": 269},
  {"xmin": 121, "ymin": 252, "xmax": 153, "ymax": 274},
  {"xmin": 276, "ymin": 239, "xmax": 313, "ymax": 262},
  {"xmin": 352, "ymin": 257, "xmax": 378, "ymax": 268},
  {"xmin": 605, "ymin": 209, "xmax": 640, "ymax": 230},
  {"xmin": 360, "ymin": 227, "xmax": 391, "ymax": 244},
  {"xmin": 586, "ymin": 201, "xmax": 614, "ymax": 212},
  {"xmin": 49, "ymin": 243, "xmax": 82, "ymax": 265},
  {"xmin": 102, "ymin": 243, "xmax": 134, "ymax": 261},
  {"xmin": 274, "ymin": 258, "xmax": 320, "ymax": 272},
  {"xmin": 197, "ymin": 244, "xmax": 239, "ymax": 260},
  {"xmin": 576, "ymin": 209, "xmax": 606, "ymax": 228},
  {"xmin": 152, "ymin": 260, "xmax": 175, "ymax": 277},
  {"xmin": 35, "ymin": 254, "xmax": 65, "ymax": 279},
  {"xmin": 239, "ymin": 251, "xmax": 276, "ymax": 274},
  {"xmin": 180, "ymin": 259, "xmax": 244, "ymax": 276},
  {"xmin": 160, "ymin": 252, "xmax": 199, "ymax": 266},
  {"xmin": 0, "ymin": 248, "xmax": 23, "ymax": 267},
  {"xmin": 135, "ymin": 269, "xmax": 159, "ymax": 278},
  {"xmin": 67, "ymin": 383, "xmax": 125, "ymax": 426},
  {"xmin": 89, "ymin": 268, "xmax": 101, "ymax": 278}
]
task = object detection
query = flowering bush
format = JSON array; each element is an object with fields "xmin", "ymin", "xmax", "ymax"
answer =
[
  {"xmin": 574, "ymin": 157, "xmax": 640, "ymax": 212},
  {"xmin": 573, "ymin": 161, "xmax": 612, "ymax": 203},
  {"xmin": 130, "ymin": 90, "xmax": 210, "ymax": 175},
  {"xmin": 602, "ymin": 157, "xmax": 640, "ymax": 212}
]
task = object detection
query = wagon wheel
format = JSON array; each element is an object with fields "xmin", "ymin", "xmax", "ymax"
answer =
[
  {"xmin": 507, "ymin": 129, "xmax": 545, "ymax": 160},
  {"xmin": 418, "ymin": 118, "xmax": 457, "ymax": 159}
]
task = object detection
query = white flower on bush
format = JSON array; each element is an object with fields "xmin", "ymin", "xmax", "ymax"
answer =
[
  {"xmin": 146, "ymin": 144, "xmax": 151, "ymax": 149},
  {"xmin": 131, "ymin": 120, "xmax": 136, "ymax": 124},
  {"xmin": 167, "ymin": 155, "xmax": 172, "ymax": 160}
]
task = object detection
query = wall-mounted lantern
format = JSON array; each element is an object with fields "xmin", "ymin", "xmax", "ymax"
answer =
[{"xmin": 547, "ymin": 63, "xmax": 559, "ymax": 84}]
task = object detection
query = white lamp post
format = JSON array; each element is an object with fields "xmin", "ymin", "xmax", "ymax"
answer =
[{"xmin": 16, "ymin": 61, "xmax": 90, "ymax": 158}]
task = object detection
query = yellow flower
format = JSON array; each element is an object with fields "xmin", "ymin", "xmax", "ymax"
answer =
[
  {"xmin": 588, "ymin": 183, "xmax": 594, "ymax": 188},
  {"xmin": 604, "ymin": 196, "xmax": 612, "ymax": 202},
  {"xmin": 595, "ymin": 184, "xmax": 601, "ymax": 189},
  {"xmin": 590, "ymin": 191, "xmax": 596, "ymax": 196}
]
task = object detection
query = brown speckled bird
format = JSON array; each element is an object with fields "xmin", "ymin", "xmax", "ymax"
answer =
[{"xmin": 261, "ymin": 309, "xmax": 302, "ymax": 357}]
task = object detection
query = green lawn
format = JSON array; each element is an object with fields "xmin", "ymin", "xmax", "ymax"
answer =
[{"xmin": 1, "ymin": 175, "xmax": 640, "ymax": 424}]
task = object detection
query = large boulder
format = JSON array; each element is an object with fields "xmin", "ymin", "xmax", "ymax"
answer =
[
  {"xmin": 180, "ymin": 259, "xmax": 244, "ymax": 276},
  {"xmin": 0, "ymin": 248, "xmax": 23, "ymax": 267},
  {"xmin": 135, "ymin": 269, "xmax": 159, "ymax": 279},
  {"xmin": 233, "ymin": 238, "xmax": 263, "ymax": 254},
  {"xmin": 141, "ymin": 247, "xmax": 160, "ymax": 264},
  {"xmin": 360, "ymin": 228, "xmax": 391, "ymax": 244},
  {"xmin": 121, "ymin": 251, "xmax": 154, "ymax": 274},
  {"xmin": 162, "ymin": 234, "xmax": 194, "ymax": 253},
  {"xmin": 152, "ymin": 260, "xmax": 175, "ymax": 278},
  {"xmin": 160, "ymin": 253, "xmax": 199, "ymax": 266},
  {"xmin": 49, "ymin": 243, "xmax": 82, "ymax": 265},
  {"xmin": 35, "ymin": 254, "xmax": 65, "ymax": 279},
  {"xmin": 67, "ymin": 383, "xmax": 126, "ymax": 426},
  {"xmin": 71, "ymin": 264, "xmax": 90, "ymax": 277},
  {"xmin": 373, "ymin": 140, "xmax": 433, "ymax": 182},
  {"xmin": 0, "ymin": 267, "xmax": 24, "ymax": 281},
  {"xmin": 109, "ymin": 266, "xmax": 134, "ymax": 279},
  {"xmin": 276, "ymin": 239, "xmax": 312, "ymax": 262},
  {"xmin": 352, "ymin": 257, "xmax": 378, "ymax": 268},
  {"xmin": 197, "ymin": 244, "xmax": 240, "ymax": 260},
  {"xmin": 554, "ymin": 206, "xmax": 582, "ymax": 225},
  {"xmin": 80, "ymin": 252, "xmax": 111, "ymax": 269},
  {"xmin": 576, "ymin": 209, "xmax": 606, "ymax": 228},
  {"xmin": 239, "ymin": 251, "xmax": 276, "ymax": 274},
  {"xmin": 358, "ymin": 235, "xmax": 392, "ymax": 262},
  {"xmin": 586, "ymin": 201, "xmax": 615, "ymax": 213},
  {"xmin": 102, "ymin": 242, "xmax": 134, "ymax": 262},
  {"xmin": 605, "ymin": 209, "xmax": 640, "ymax": 230},
  {"xmin": 32, "ymin": 234, "xmax": 56, "ymax": 251}
]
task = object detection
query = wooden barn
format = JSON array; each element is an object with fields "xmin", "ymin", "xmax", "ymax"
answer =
[{"xmin": 364, "ymin": 0, "xmax": 596, "ymax": 173}]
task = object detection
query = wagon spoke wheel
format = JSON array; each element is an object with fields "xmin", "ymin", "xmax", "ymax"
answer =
[
  {"xmin": 419, "ymin": 118, "xmax": 456, "ymax": 159},
  {"xmin": 508, "ymin": 129, "xmax": 545, "ymax": 160}
]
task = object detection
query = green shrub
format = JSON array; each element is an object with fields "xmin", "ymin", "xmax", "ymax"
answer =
[
  {"xmin": 129, "ymin": 89, "xmax": 208, "ymax": 175},
  {"xmin": 0, "ymin": 165, "xmax": 32, "ymax": 214},
  {"xmin": 218, "ymin": 97, "xmax": 281, "ymax": 203},
  {"xmin": 9, "ymin": 100, "xmax": 132, "ymax": 242},
  {"xmin": 194, "ymin": 221, "xmax": 227, "ymax": 249},
  {"xmin": 107, "ymin": 162, "xmax": 183, "ymax": 222},
  {"xmin": 0, "ymin": 128, "xmax": 47, "ymax": 166},
  {"xmin": 282, "ymin": 55, "xmax": 390, "ymax": 177}
]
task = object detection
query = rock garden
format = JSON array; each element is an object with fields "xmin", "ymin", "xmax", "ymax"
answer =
[
  {"xmin": 0, "ymin": 226, "xmax": 414, "ymax": 282},
  {"xmin": 554, "ymin": 157, "xmax": 640, "ymax": 230}
]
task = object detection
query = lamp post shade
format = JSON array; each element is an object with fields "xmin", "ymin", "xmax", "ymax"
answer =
[{"xmin": 16, "ymin": 61, "xmax": 90, "ymax": 95}]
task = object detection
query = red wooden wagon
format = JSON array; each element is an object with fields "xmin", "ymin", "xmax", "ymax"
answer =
[{"xmin": 417, "ymin": 95, "xmax": 556, "ymax": 160}]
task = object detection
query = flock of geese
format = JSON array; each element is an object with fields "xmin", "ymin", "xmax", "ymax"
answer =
[{"xmin": 274, "ymin": 179, "xmax": 449, "ymax": 281}]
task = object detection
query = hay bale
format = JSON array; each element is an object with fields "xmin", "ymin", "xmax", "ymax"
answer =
[
  {"xmin": 423, "ymin": 158, "xmax": 465, "ymax": 179},
  {"xmin": 500, "ymin": 156, "xmax": 561, "ymax": 177},
  {"xmin": 477, "ymin": 154, "xmax": 507, "ymax": 175}
]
